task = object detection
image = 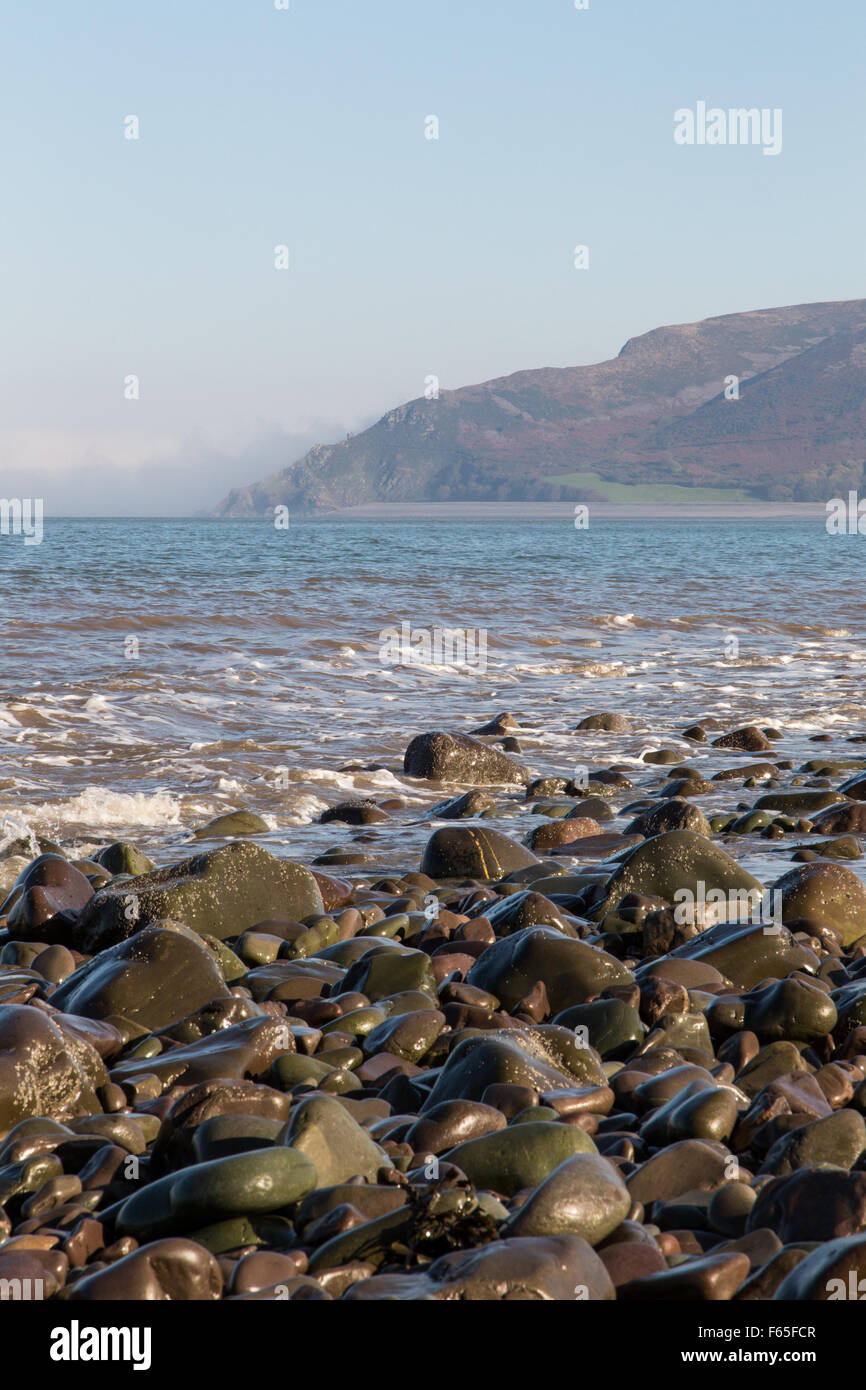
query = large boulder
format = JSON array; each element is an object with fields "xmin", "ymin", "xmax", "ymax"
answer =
[
  {"xmin": 575, "ymin": 712, "xmax": 632, "ymax": 733},
  {"xmin": 838, "ymin": 771, "xmax": 866, "ymax": 801},
  {"xmin": 420, "ymin": 827, "xmax": 539, "ymax": 880},
  {"xmin": 466, "ymin": 926, "xmax": 632, "ymax": 1014},
  {"xmin": 760, "ymin": 1110, "xmax": 866, "ymax": 1176},
  {"xmin": 810, "ymin": 802, "xmax": 866, "ymax": 834},
  {"xmin": 774, "ymin": 1234, "xmax": 866, "ymax": 1300},
  {"xmin": 170, "ymin": 1149, "xmax": 316, "ymax": 1228},
  {"xmin": 340, "ymin": 944, "xmax": 437, "ymax": 1000},
  {"xmin": 478, "ymin": 890, "xmax": 568, "ymax": 936},
  {"xmin": 420, "ymin": 1033, "xmax": 595, "ymax": 1111},
  {"xmin": 626, "ymin": 1139, "xmax": 731, "ymax": 1204},
  {"xmin": 193, "ymin": 810, "xmax": 270, "ymax": 838},
  {"xmin": 658, "ymin": 920, "xmax": 818, "ymax": 989},
  {"xmin": 310, "ymin": 870, "xmax": 356, "ymax": 912},
  {"xmin": 747, "ymin": 1169, "xmax": 866, "ymax": 1243},
  {"xmin": 92, "ymin": 842, "xmax": 156, "ymax": 876},
  {"xmin": 109, "ymin": 1016, "xmax": 294, "ymax": 1090},
  {"xmin": 4, "ymin": 854, "xmax": 94, "ymax": 941},
  {"xmin": 443, "ymin": 1121, "xmax": 596, "ymax": 1198},
  {"xmin": 754, "ymin": 790, "xmax": 844, "ymax": 815},
  {"xmin": 65, "ymin": 1238, "xmax": 223, "ymax": 1301},
  {"xmin": 773, "ymin": 861, "xmax": 866, "ymax": 947},
  {"xmin": 404, "ymin": 732, "xmax": 528, "ymax": 785},
  {"xmin": 427, "ymin": 790, "xmax": 496, "ymax": 819},
  {"xmin": 281, "ymin": 1094, "xmax": 387, "ymax": 1187},
  {"xmin": 0, "ymin": 1006, "xmax": 107, "ymax": 1134},
  {"xmin": 625, "ymin": 799, "xmax": 710, "ymax": 838},
  {"xmin": 51, "ymin": 922, "xmax": 232, "ymax": 1031},
  {"xmin": 73, "ymin": 842, "xmax": 323, "ymax": 951},
  {"xmin": 344, "ymin": 1234, "xmax": 615, "ymax": 1300},
  {"xmin": 712, "ymin": 726, "xmax": 772, "ymax": 752},
  {"xmin": 594, "ymin": 830, "xmax": 762, "ymax": 921},
  {"xmin": 115, "ymin": 1149, "xmax": 317, "ymax": 1241},
  {"xmin": 149, "ymin": 1078, "xmax": 293, "ymax": 1175},
  {"xmin": 527, "ymin": 818, "xmax": 603, "ymax": 852},
  {"xmin": 404, "ymin": 1101, "xmax": 506, "ymax": 1154},
  {"xmin": 707, "ymin": 975, "xmax": 837, "ymax": 1045},
  {"xmin": 501, "ymin": 1154, "xmax": 631, "ymax": 1244}
]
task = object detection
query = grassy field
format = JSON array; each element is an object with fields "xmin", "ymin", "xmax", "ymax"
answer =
[{"xmin": 548, "ymin": 470, "xmax": 757, "ymax": 504}]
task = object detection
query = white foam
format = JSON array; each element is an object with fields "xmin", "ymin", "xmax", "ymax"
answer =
[
  {"xmin": 215, "ymin": 777, "xmax": 247, "ymax": 795},
  {"xmin": 31, "ymin": 788, "xmax": 183, "ymax": 829},
  {"xmin": 280, "ymin": 794, "xmax": 330, "ymax": 825},
  {"xmin": 293, "ymin": 766, "xmax": 403, "ymax": 790},
  {"xmin": 594, "ymin": 612, "xmax": 637, "ymax": 628},
  {"xmin": 84, "ymin": 696, "xmax": 113, "ymax": 716},
  {"xmin": 0, "ymin": 811, "xmax": 39, "ymax": 857}
]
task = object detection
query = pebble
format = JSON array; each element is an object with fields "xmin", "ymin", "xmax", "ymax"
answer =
[{"xmin": 6, "ymin": 717, "xmax": 866, "ymax": 1306}]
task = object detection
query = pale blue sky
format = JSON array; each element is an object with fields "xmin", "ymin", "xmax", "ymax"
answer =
[{"xmin": 1, "ymin": 0, "xmax": 863, "ymax": 512}]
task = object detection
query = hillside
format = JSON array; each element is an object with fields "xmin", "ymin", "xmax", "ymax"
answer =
[{"xmin": 213, "ymin": 300, "xmax": 866, "ymax": 514}]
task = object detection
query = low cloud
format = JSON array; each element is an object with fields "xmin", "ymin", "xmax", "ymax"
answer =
[{"xmin": 0, "ymin": 418, "xmax": 367, "ymax": 516}]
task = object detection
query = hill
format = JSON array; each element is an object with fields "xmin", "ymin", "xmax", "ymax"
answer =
[{"xmin": 213, "ymin": 299, "xmax": 866, "ymax": 514}]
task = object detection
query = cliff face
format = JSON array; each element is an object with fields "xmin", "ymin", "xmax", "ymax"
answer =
[{"xmin": 213, "ymin": 300, "xmax": 866, "ymax": 513}]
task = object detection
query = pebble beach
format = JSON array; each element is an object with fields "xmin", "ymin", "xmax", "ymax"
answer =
[
  {"xmin": 5, "ymin": 692, "xmax": 866, "ymax": 1302},
  {"xmin": 2, "ymin": 516, "xmax": 866, "ymax": 1307}
]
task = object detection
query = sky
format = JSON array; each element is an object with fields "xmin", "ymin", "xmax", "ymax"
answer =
[{"xmin": 0, "ymin": 0, "xmax": 864, "ymax": 514}]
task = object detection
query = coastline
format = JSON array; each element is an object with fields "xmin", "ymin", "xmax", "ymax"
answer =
[
  {"xmin": 320, "ymin": 501, "xmax": 828, "ymax": 522},
  {"xmin": 44, "ymin": 503, "xmax": 830, "ymax": 523}
]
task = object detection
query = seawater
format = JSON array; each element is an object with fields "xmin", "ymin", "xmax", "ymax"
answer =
[{"xmin": 0, "ymin": 516, "xmax": 864, "ymax": 883}]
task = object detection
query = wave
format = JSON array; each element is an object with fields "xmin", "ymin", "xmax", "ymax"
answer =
[
  {"xmin": 27, "ymin": 788, "xmax": 184, "ymax": 830},
  {"xmin": 0, "ymin": 811, "xmax": 39, "ymax": 858},
  {"xmin": 592, "ymin": 612, "xmax": 641, "ymax": 629}
]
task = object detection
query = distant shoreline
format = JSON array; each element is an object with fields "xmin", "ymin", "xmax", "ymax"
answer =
[
  {"xmin": 49, "ymin": 502, "xmax": 828, "ymax": 523},
  {"xmin": 319, "ymin": 500, "xmax": 828, "ymax": 521}
]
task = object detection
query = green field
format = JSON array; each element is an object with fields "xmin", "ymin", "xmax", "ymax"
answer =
[{"xmin": 548, "ymin": 470, "xmax": 756, "ymax": 504}]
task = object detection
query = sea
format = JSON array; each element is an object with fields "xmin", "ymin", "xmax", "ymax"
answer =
[{"xmin": 1, "ymin": 515, "xmax": 865, "ymax": 887}]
